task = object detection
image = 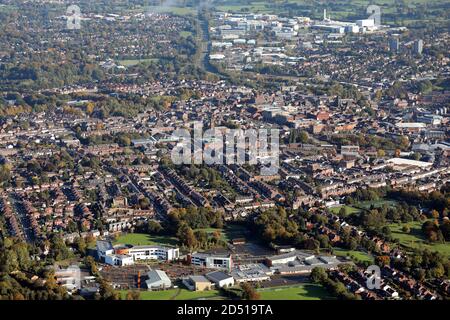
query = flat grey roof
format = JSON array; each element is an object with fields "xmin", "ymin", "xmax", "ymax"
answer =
[
  {"xmin": 97, "ymin": 240, "xmax": 113, "ymax": 252},
  {"xmin": 206, "ymin": 271, "xmax": 232, "ymax": 282},
  {"xmin": 147, "ymin": 269, "xmax": 171, "ymax": 283},
  {"xmin": 189, "ymin": 275, "xmax": 210, "ymax": 283}
]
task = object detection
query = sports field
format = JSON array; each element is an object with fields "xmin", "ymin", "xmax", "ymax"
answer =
[
  {"xmin": 120, "ymin": 288, "xmax": 221, "ymax": 300},
  {"xmin": 113, "ymin": 233, "xmax": 178, "ymax": 247},
  {"xmin": 257, "ymin": 284, "xmax": 332, "ymax": 300}
]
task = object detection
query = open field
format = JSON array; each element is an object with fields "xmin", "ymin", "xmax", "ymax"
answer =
[
  {"xmin": 175, "ymin": 289, "xmax": 222, "ymax": 300},
  {"xmin": 180, "ymin": 31, "xmax": 193, "ymax": 38},
  {"xmin": 328, "ymin": 205, "xmax": 361, "ymax": 216},
  {"xmin": 120, "ymin": 288, "xmax": 222, "ymax": 300},
  {"xmin": 257, "ymin": 283, "xmax": 332, "ymax": 300},
  {"xmin": 388, "ymin": 221, "xmax": 450, "ymax": 257},
  {"xmin": 122, "ymin": 283, "xmax": 332, "ymax": 300},
  {"xmin": 113, "ymin": 233, "xmax": 178, "ymax": 247},
  {"xmin": 332, "ymin": 248, "xmax": 375, "ymax": 264},
  {"xmin": 328, "ymin": 199, "xmax": 399, "ymax": 216}
]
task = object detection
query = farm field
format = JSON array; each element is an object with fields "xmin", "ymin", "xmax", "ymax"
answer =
[
  {"xmin": 257, "ymin": 283, "xmax": 332, "ymax": 300},
  {"xmin": 388, "ymin": 221, "xmax": 450, "ymax": 258},
  {"xmin": 113, "ymin": 233, "xmax": 179, "ymax": 247}
]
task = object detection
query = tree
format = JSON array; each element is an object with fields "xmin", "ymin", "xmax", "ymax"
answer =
[
  {"xmin": 147, "ymin": 220, "xmax": 163, "ymax": 234},
  {"xmin": 348, "ymin": 238, "xmax": 358, "ymax": 251},
  {"xmin": 177, "ymin": 223, "xmax": 197, "ymax": 249},
  {"xmin": 194, "ymin": 230, "xmax": 208, "ymax": 246},
  {"xmin": 317, "ymin": 234, "xmax": 330, "ymax": 249},
  {"xmin": 422, "ymin": 220, "xmax": 443, "ymax": 242},
  {"xmin": 398, "ymin": 136, "xmax": 410, "ymax": 150},
  {"xmin": 50, "ymin": 235, "xmax": 72, "ymax": 261},
  {"xmin": 303, "ymin": 238, "xmax": 320, "ymax": 251},
  {"xmin": 84, "ymin": 256, "xmax": 99, "ymax": 275},
  {"xmin": 212, "ymin": 230, "xmax": 222, "ymax": 243},
  {"xmin": 311, "ymin": 267, "xmax": 328, "ymax": 283},
  {"xmin": 402, "ymin": 225, "xmax": 411, "ymax": 234},
  {"xmin": 85, "ymin": 102, "xmax": 95, "ymax": 115},
  {"xmin": 138, "ymin": 197, "xmax": 151, "ymax": 210},
  {"xmin": 376, "ymin": 255, "xmax": 391, "ymax": 267},
  {"xmin": 0, "ymin": 163, "xmax": 12, "ymax": 185},
  {"xmin": 75, "ymin": 237, "xmax": 87, "ymax": 256},
  {"xmin": 241, "ymin": 283, "xmax": 260, "ymax": 300},
  {"xmin": 298, "ymin": 131, "xmax": 309, "ymax": 143},
  {"xmin": 440, "ymin": 220, "xmax": 450, "ymax": 241},
  {"xmin": 126, "ymin": 290, "xmax": 141, "ymax": 300},
  {"xmin": 430, "ymin": 210, "xmax": 440, "ymax": 219},
  {"xmin": 99, "ymin": 278, "xmax": 120, "ymax": 300},
  {"xmin": 117, "ymin": 135, "xmax": 131, "ymax": 147}
]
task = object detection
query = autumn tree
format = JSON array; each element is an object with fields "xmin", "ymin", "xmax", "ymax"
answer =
[
  {"xmin": 177, "ymin": 223, "xmax": 197, "ymax": 249},
  {"xmin": 241, "ymin": 283, "xmax": 260, "ymax": 300},
  {"xmin": 126, "ymin": 290, "xmax": 141, "ymax": 300}
]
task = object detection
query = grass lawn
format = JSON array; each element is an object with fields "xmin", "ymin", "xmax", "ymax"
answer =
[
  {"xmin": 121, "ymin": 289, "xmax": 178, "ymax": 300},
  {"xmin": 258, "ymin": 284, "xmax": 332, "ymax": 300},
  {"xmin": 120, "ymin": 289, "xmax": 222, "ymax": 300},
  {"xmin": 388, "ymin": 221, "xmax": 450, "ymax": 258},
  {"xmin": 113, "ymin": 233, "xmax": 178, "ymax": 247},
  {"xmin": 328, "ymin": 205, "xmax": 361, "ymax": 216},
  {"xmin": 174, "ymin": 289, "xmax": 221, "ymax": 300},
  {"xmin": 332, "ymin": 248, "xmax": 375, "ymax": 264},
  {"xmin": 180, "ymin": 31, "xmax": 193, "ymax": 38}
]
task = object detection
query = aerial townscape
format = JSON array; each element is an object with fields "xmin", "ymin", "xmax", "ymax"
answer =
[{"xmin": 0, "ymin": 0, "xmax": 449, "ymax": 304}]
